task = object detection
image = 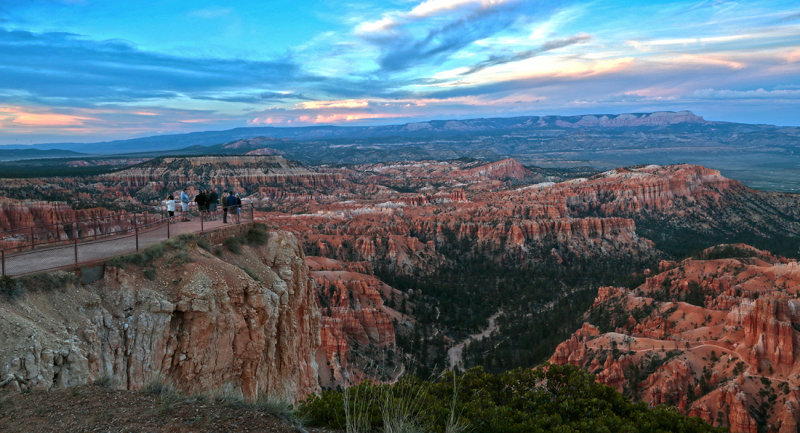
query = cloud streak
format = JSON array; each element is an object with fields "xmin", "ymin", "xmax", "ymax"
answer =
[
  {"xmin": 462, "ymin": 33, "xmax": 591, "ymax": 74},
  {"xmin": 0, "ymin": 27, "xmax": 305, "ymax": 104}
]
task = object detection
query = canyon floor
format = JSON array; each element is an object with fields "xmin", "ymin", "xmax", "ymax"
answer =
[{"xmin": 0, "ymin": 385, "xmax": 338, "ymax": 433}]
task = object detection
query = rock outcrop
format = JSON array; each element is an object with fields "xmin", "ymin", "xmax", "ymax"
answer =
[
  {"xmin": 0, "ymin": 197, "xmax": 139, "ymax": 248},
  {"xmin": 307, "ymin": 256, "xmax": 403, "ymax": 387},
  {"xmin": 550, "ymin": 245, "xmax": 800, "ymax": 432},
  {"xmin": 0, "ymin": 229, "xmax": 320, "ymax": 402}
]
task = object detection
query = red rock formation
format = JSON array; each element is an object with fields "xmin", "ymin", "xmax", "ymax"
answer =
[
  {"xmin": 0, "ymin": 197, "xmax": 139, "ymax": 248},
  {"xmin": 0, "ymin": 229, "xmax": 321, "ymax": 402},
  {"xmin": 456, "ymin": 158, "xmax": 533, "ymax": 180},
  {"xmin": 308, "ymin": 256, "xmax": 402, "ymax": 387},
  {"xmin": 550, "ymin": 245, "xmax": 800, "ymax": 432}
]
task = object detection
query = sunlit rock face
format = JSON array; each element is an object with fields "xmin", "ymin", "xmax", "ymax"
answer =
[
  {"xmin": 551, "ymin": 245, "xmax": 800, "ymax": 433},
  {"xmin": 0, "ymin": 229, "xmax": 321, "ymax": 402},
  {"xmin": 307, "ymin": 256, "xmax": 404, "ymax": 388}
]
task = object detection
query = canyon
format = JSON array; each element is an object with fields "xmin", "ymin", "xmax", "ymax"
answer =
[
  {"xmin": 0, "ymin": 227, "xmax": 320, "ymax": 402},
  {"xmin": 551, "ymin": 244, "xmax": 800, "ymax": 433},
  {"xmin": 1, "ymin": 153, "xmax": 799, "ymax": 433}
]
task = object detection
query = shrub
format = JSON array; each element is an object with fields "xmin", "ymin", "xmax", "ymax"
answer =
[
  {"xmin": 211, "ymin": 383, "xmax": 246, "ymax": 407},
  {"xmin": 196, "ymin": 237, "xmax": 212, "ymax": 252},
  {"xmin": 299, "ymin": 364, "xmax": 723, "ymax": 433},
  {"xmin": 93, "ymin": 374, "xmax": 112, "ymax": 388},
  {"xmin": 15, "ymin": 272, "xmax": 78, "ymax": 293},
  {"xmin": 241, "ymin": 266, "xmax": 261, "ymax": 281},
  {"xmin": 245, "ymin": 223, "xmax": 269, "ymax": 246},
  {"xmin": 224, "ymin": 237, "xmax": 242, "ymax": 254},
  {"xmin": 108, "ymin": 244, "xmax": 165, "ymax": 268},
  {"xmin": 697, "ymin": 245, "xmax": 760, "ymax": 260},
  {"xmin": 0, "ymin": 275, "xmax": 23, "ymax": 299}
]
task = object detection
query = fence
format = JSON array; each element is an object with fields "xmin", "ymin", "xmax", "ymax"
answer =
[{"xmin": 1, "ymin": 203, "xmax": 255, "ymax": 277}]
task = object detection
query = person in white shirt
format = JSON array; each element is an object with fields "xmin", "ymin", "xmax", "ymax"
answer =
[{"xmin": 165, "ymin": 195, "xmax": 176, "ymax": 223}]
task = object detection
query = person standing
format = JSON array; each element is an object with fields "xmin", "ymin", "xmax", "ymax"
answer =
[
  {"xmin": 195, "ymin": 190, "xmax": 207, "ymax": 215},
  {"xmin": 222, "ymin": 191, "xmax": 229, "ymax": 223},
  {"xmin": 165, "ymin": 195, "xmax": 176, "ymax": 223},
  {"xmin": 235, "ymin": 193, "xmax": 242, "ymax": 222},
  {"xmin": 226, "ymin": 191, "xmax": 238, "ymax": 224},
  {"xmin": 180, "ymin": 188, "xmax": 191, "ymax": 221},
  {"xmin": 208, "ymin": 189, "xmax": 218, "ymax": 219}
]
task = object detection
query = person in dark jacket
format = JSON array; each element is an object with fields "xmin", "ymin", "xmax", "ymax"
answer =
[
  {"xmin": 195, "ymin": 190, "xmax": 207, "ymax": 214},
  {"xmin": 208, "ymin": 190, "xmax": 218, "ymax": 217},
  {"xmin": 226, "ymin": 191, "xmax": 238, "ymax": 223},
  {"xmin": 222, "ymin": 191, "xmax": 229, "ymax": 223}
]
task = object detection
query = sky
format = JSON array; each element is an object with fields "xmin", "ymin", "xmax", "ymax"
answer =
[{"xmin": 0, "ymin": 0, "xmax": 799, "ymax": 144}]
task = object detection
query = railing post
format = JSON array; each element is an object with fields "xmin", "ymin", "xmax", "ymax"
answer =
[
  {"xmin": 250, "ymin": 205, "xmax": 254, "ymax": 222},
  {"xmin": 1, "ymin": 249, "xmax": 5, "ymax": 277},
  {"xmin": 167, "ymin": 216, "xmax": 171, "ymax": 239},
  {"xmin": 74, "ymin": 238, "xmax": 78, "ymax": 266},
  {"xmin": 30, "ymin": 227, "xmax": 35, "ymax": 249},
  {"xmin": 135, "ymin": 224, "xmax": 139, "ymax": 252},
  {"xmin": 200, "ymin": 211, "xmax": 204, "ymax": 232}
]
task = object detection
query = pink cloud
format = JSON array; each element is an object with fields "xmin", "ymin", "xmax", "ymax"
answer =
[{"xmin": 0, "ymin": 106, "xmax": 95, "ymax": 127}]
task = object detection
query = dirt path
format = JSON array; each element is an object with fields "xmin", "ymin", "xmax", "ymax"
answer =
[
  {"xmin": 447, "ymin": 310, "xmax": 503, "ymax": 370},
  {"xmin": 3, "ymin": 216, "xmax": 241, "ymax": 276}
]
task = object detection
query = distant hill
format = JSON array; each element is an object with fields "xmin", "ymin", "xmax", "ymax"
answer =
[
  {"xmin": 0, "ymin": 148, "xmax": 85, "ymax": 161},
  {"xmin": 3, "ymin": 110, "xmax": 800, "ymax": 191},
  {"xmin": 0, "ymin": 111, "xmax": 735, "ymax": 154}
]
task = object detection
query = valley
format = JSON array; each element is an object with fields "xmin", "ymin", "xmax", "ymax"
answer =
[{"xmin": 1, "ymin": 122, "xmax": 799, "ymax": 432}]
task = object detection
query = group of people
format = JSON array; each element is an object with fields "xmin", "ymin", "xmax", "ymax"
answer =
[{"xmin": 164, "ymin": 188, "xmax": 243, "ymax": 224}]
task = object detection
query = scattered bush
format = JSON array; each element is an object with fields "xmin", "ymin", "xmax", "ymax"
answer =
[
  {"xmin": 211, "ymin": 383, "xmax": 246, "ymax": 407},
  {"xmin": 196, "ymin": 237, "xmax": 212, "ymax": 252},
  {"xmin": 241, "ymin": 266, "xmax": 261, "ymax": 281},
  {"xmin": 93, "ymin": 374, "xmax": 112, "ymax": 388},
  {"xmin": 16, "ymin": 272, "xmax": 78, "ymax": 294},
  {"xmin": 697, "ymin": 245, "xmax": 760, "ymax": 260},
  {"xmin": 168, "ymin": 251, "xmax": 192, "ymax": 266},
  {"xmin": 245, "ymin": 223, "xmax": 269, "ymax": 246},
  {"xmin": 0, "ymin": 275, "xmax": 23, "ymax": 299},
  {"xmin": 299, "ymin": 364, "xmax": 723, "ymax": 433},
  {"xmin": 143, "ymin": 373, "xmax": 179, "ymax": 399},
  {"xmin": 224, "ymin": 237, "xmax": 242, "ymax": 254},
  {"xmin": 108, "ymin": 244, "xmax": 165, "ymax": 268}
]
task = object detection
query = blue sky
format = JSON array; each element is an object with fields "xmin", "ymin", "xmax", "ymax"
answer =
[{"xmin": 0, "ymin": 0, "xmax": 799, "ymax": 144}]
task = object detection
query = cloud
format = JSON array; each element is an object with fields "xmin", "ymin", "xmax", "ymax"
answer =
[
  {"xmin": 0, "ymin": 105, "xmax": 95, "ymax": 126},
  {"xmin": 357, "ymin": 0, "xmax": 517, "ymax": 35},
  {"xmin": 357, "ymin": 0, "xmax": 561, "ymax": 72},
  {"xmin": 0, "ymin": 27, "xmax": 306, "ymax": 104},
  {"xmin": 462, "ymin": 33, "xmax": 591, "ymax": 74},
  {"xmin": 777, "ymin": 12, "xmax": 800, "ymax": 22},
  {"xmin": 298, "ymin": 99, "xmax": 370, "ymax": 109},
  {"xmin": 187, "ymin": 7, "xmax": 233, "ymax": 19},
  {"xmin": 694, "ymin": 88, "xmax": 800, "ymax": 99}
]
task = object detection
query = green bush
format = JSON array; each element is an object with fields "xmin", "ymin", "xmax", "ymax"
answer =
[
  {"xmin": 696, "ymin": 245, "xmax": 760, "ymax": 260},
  {"xmin": 107, "ymin": 244, "xmax": 165, "ymax": 268},
  {"xmin": 224, "ymin": 237, "xmax": 242, "ymax": 254},
  {"xmin": 0, "ymin": 275, "xmax": 23, "ymax": 299},
  {"xmin": 16, "ymin": 272, "xmax": 78, "ymax": 293},
  {"xmin": 245, "ymin": 223, "xmax": 269, "ymax": 246},
  {"xmin": 298, "ymin": 364, "xmax": 724, "ymax": 433}
]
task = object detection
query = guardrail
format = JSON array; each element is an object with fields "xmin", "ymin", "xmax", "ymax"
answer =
[{"xmin": 1, "ymin": 203, "xmax": 255, "ymax": 277}]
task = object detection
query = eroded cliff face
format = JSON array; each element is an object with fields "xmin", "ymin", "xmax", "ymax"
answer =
[
  {"xmin": 307, "ymin": 256, "xmax": 405, "ymax": 388},
  {"xmin": 0, "ymin": 197, "xmax": 134, "ymax": 248},
  {"xmin": 0, "ymin": 229, "xmax": 320, "ymax": 402},
  {"xmin": 550, "ymin": 244, "xmax": 800, "ymax": 433},
  {"xmin": 102, "ymin": 156, "xmax": 342, "ymax": 201}
]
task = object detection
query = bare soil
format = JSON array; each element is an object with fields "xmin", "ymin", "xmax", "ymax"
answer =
[{"xmin": 0, "ymin": 385, "xmax": 338, "ymax": 433}]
